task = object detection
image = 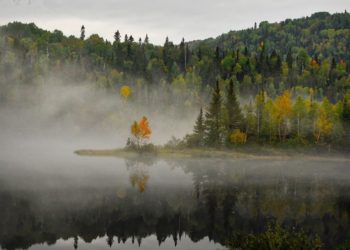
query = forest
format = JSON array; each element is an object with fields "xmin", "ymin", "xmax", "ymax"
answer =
[{"xmin": 0, "ymin": 11, "xmax": 350, "ymax": 148}]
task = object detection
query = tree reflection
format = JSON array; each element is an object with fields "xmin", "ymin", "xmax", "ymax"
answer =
[
  {"xmin": 125, "ymin": 157, "xmax": 153, "ymax": 193},
  {"xmin": 0, "ymin": 158, "xmax": 350, "ymax": 249}
]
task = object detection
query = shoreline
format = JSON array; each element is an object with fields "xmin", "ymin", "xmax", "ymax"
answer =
[{"xmin": 74, "ymin": 147, "xmax": 350, "ymax": 162}]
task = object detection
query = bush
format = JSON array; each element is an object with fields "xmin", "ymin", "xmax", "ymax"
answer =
[
  {"xmin": 230, "ymin": 129, "xmax": 247, "ymax": 145},
  {"xmin": 125, "ymin": 137, "xmax": 157, "ymax": 154}
]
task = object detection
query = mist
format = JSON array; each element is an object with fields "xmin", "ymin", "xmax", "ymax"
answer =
[
  {"xmin": 1, "ymin": 8, "xmax": 350, "ymax": 250},
  {"xmin": 0, "ymin": 71, "xmax": 199, "ymax": 157}
]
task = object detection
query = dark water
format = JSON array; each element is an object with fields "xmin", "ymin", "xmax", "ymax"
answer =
[{"xmin": 1, "ymin": 143, "xmax": 350, "ymax": 250}]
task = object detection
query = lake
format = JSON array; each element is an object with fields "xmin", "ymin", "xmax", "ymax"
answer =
[{"xmin": 0, "ymin": 138, "xmax": 350, "ymax": 250}]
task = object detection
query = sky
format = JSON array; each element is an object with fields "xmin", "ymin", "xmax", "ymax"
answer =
[{"xmin": 0, "ymin": 0, "xmax": 348, "ymax": 45}]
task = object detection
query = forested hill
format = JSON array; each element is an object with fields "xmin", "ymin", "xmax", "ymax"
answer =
[
  {"xmin": 0, "ymin": 11, "xmax": 350, "ymax": 104},
  {"xmin": 191, "ymin": 11, "xmax": 350, "ymax": 58}
]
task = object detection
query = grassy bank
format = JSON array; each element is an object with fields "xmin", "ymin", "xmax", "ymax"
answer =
[{"xmin": 74, "ymin": 145, "xmax": 350, "ymax": 162}]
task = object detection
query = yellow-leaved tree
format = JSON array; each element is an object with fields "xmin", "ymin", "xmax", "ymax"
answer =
[
  {"xmin": 273, "ymin": 90, "xmax": 292, "ymax": 142},
  {"xmin": 230, "ymin": 129, "xmax": 247, "ymax": 145},
  {"xmin": 120, "ymin": 85, "xmax": 131, "ymax": 101},
  {"xmin": 314, "ymin": 98, "xmax": 334, "ymax": 143}
]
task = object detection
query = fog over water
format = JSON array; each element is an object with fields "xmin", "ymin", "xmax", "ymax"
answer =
[{"xmin": 1, "ymin": 78, "xmax": 350, "ymax": 250}]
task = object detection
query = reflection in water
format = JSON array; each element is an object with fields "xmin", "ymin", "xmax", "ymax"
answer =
[
  {"xmin": 0, "ymin": 157, "xmax": 350, "ymax": 249},
  {"xmin": 126, "ymin": 158, "xmax": 153, "ymax": 193}
]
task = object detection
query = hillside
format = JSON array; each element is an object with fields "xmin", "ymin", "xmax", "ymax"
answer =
[
  {"xmin": 0, "ymin": 12, "xmax": 349, "ymax": 100},
  {"xmin": 0, "ymin": 12, "xmax": 350, "ymax": 138}
]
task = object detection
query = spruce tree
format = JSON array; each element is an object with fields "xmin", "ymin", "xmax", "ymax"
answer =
[
  {"xmin": 80, "ymin": 25, "xmax": 85, "ymax": 40},
  {"xmin": 205, "ymin": 81, "xmax": 223, "ymax": 147},
  {"xmin": 225, "ymin": 79, "xmax": 243, "ymax": 134},
  {"xmin": 179, "ymin": 38, "xmax": 186, "ymax": 71},
  {"xmin": 286, "ymin": 48, "xmax": 293, "ymax": 69},
  {"xmin": 114, "ymin": 30, "xmax": 120, "ymax": 43},
  {"xmin": 193, "ymin": 107, "xmax": 205, "ymax": 146},
  {"xmin": 144, "ymin": 34, "xmax": 149, "ymax": 44}
]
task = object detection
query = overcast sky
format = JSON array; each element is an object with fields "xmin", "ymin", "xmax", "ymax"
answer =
[{"xmin": 0, "ymin": 0, "xmax": 348, "ymax": 45}]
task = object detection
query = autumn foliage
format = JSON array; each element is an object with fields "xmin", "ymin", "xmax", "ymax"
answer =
[
  {"xmin": 120, "ymin": 85, "xmax": 131, "ymax": 100},
  {"xmin": 230, "ymin": 129, "xmax": 247, "ymax": 145},
  {"xmin": 130, "ymin": 116, "xmax": 152, "ymax": 148},
  {"xmin": 130, "ymin": 172, "xmax": 149, "ymax": 193}
]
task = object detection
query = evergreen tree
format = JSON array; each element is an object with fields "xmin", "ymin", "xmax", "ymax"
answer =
[
  {"xmin": 244, "ymin": 46, "xmax": 249, "ymax": 56},
  {"xmin": 205, "ymin": 81, "xmax": 223, "ymax": 147},
  {"xmin": 80, "ymin": 25, "xmax": 85, "ymax": 40},
  {"xmin": 193, "ymin": 107, "xmax": 205, "ymax": 146},
  {"xmin": 286, "ymin": 48, "xmax": 293, "ymax": 69},
  {"xmin": 144, "ymin": 34, "xmax": 149, "ymax": 44},
  {"xmin": 329, "ymin": 57, "xmax": 337, "ymax": 85},
  {"xmin": 225, "ymin": 79, "xmax": 244, "ymax": 134},
  {"xmin": 179, "ymin": 38, "xmax": 186, "ymax": 71},
  {"xmin": 114, "ymin": 30, "xmax": 120, "ymax": 43}
]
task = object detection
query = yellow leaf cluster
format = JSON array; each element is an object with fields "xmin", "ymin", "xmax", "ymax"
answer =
[
  {"xmin": 315, "ymin": 108, "xmax": 333, "ymax": 142},
  {"xmin": 131, "ymin": 121, "xmax": 140, "ymax": 137},
  {"xmin": 230, "ymin": 129, "xmax": 247, "ymax": 144},
  {"xmin": 120, "ymin": 85, "xmax": 131, "ymax": 100},
  {"xmin": 274, "ymin": 91, "xmax": 292, "ymax": 120}
]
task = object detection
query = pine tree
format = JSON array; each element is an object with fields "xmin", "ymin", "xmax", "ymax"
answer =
[
  {"xmin": 329, "ymin": 57, "xmax": 337, "ymax": 85},
  {"xmin": 179, "ymin": 38, "xmax": 186, "ymax": 71},
  {"xmin": 193, "ymin": 107, "xmax": 205, "ymax": 146},
  {"xmin": 286, "ymin": 48, "xmax": 293, "ymax": 69},
  {"xmin": 80, "ymin": 25, "xmax": 85, "ymax": 40},
  {"xmin": 205, "ymin": 81, "xmax": 223, "ymax": 147},
  {"xmin": 114, "ymin": 30, "xmax": 120, "ymax": 43},
  {"xmin": 144, "ymin": 34, "xmax": 149, "ymax": 44},
  {"xmin": 225, "ymin": 79, "xmax": 243, "ymax": 134}
]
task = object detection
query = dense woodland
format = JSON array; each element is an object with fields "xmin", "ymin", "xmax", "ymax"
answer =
[{"xmin": 0, "ymin": 11, "xmax": 350, "ymax": 146}]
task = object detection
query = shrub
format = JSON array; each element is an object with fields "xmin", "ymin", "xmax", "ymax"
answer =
[{"xmin": 230, "ymin": 129, "xmax": 247, "ymax": 144}]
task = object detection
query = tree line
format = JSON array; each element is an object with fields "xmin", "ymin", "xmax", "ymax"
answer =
[
  {"xmin": 0, "ymin": 11, "xmax": 349, "ymax": 107},
  {"xmin": 181, "ymin": 80, "xmax": 350, "ymax": 147}
]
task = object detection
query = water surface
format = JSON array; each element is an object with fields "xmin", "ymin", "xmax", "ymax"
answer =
[{"xmin": 1, "ymin": 140, "xmax": 350, "ymax": 249}]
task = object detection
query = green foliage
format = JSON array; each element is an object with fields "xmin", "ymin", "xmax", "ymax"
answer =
[
  {"xmin": 225, "ymin": 79, "xmax": 244, "ymax": 143},
  {"xmin": 1, "ymin": 11, "xmax": 349, "ymax": 104},
  {"xmin": 343, "ymin": 91, "xmax": 350, "ymax": 122},
  {"xmin": 125, "ymin": 138, "xmax": 157, "ymax": 154},
  {"xmin": 227, "ymin": 223, "xmax": 323, "ymax": 250},
  {"xmin": 204, "ymin": 81, "xmax": 223, "ymax": 147},
  {"xmin": 0, "ymin": 13, "xmax": 350, "ymax": 147},
  {"xmin": 192, "ymin": 108, "xmax": 205, "ymax": 146},
  {"xmin": 185, "ymin": 87, "xmax": 347, "ymax": 148},
  {"xmin": 337, "ymin": 234, "xmax": 350, "ymax": 250}
]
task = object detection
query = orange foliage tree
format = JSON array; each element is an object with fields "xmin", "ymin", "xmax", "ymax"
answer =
[{"xmin": 130, "ymin": 116, "xmax": 152, "ymax": 148}]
